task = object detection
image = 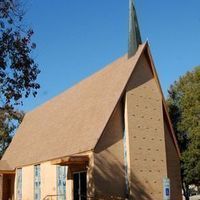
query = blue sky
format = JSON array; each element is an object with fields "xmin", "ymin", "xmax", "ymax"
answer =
[{"xmin": 20, "ymin": 0, "xmax": 200, "ymax": 111}]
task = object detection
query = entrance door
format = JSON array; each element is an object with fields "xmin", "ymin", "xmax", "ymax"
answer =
[{"xmin": 73, "ymin": 172, "xmax": 87, "ymax": 200}]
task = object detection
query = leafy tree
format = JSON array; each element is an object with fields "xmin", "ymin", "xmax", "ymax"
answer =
[
  {"xmin": 0, "ymin": 0, "xmax": 40, "ymax": 155},
  {"xmin": 167, "ymin": 66, "xmax": 200, "ymax": 200},
  {"xmin": 0, "ymin": 106, "xmax": 24, "ymax": 157}
]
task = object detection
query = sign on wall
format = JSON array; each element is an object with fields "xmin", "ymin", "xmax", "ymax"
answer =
[{"xmin": 163, "ymin": 177, "xmax": 170, "ymax": 200}]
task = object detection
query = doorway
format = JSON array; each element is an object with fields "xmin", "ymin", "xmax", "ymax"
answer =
[
  {"xmin": 2, "ymin": 174, "xmax": 15, "ymax": 200},
  {"xmin": 73, "ymin": 171, "xmax": 87, "ymax": 200}
]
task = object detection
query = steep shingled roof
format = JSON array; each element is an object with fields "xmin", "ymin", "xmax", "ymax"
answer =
[
  {"xmin": 1, "ymin": 44, "xmax": 146, "ymax": 169},
  {"xmin": 0, "ymin": 160, "xmax": 13, "ymax": 172}
]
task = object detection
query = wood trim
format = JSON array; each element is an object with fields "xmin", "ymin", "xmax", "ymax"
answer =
[
  {"xmin": 51, "ymin": 156, "xmax": 89, "ymax": 165},
  {"xmin": 0, "ymin": 171, "xmax": 15, "ymax": 175}
]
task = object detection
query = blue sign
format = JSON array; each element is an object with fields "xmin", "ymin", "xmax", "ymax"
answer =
[
  {"xmin": 165, "ymin": 188, "xmax": 170, "ymax": 196},
  {"xmin": 163, "ymin": 177, "xmax": 170, "ymax": 200}
]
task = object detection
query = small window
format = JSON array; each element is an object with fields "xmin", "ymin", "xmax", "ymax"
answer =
[
  {"xmin": 57, "ymin": 166, "xmax": 66, "ymax": 200},
  {"xmin": 34, "ymin": 165, "xmax": 41, "ymax": 200},
  {"xmin": 16, "ymin": 168, "xmax": 22, "ymax": 200}
]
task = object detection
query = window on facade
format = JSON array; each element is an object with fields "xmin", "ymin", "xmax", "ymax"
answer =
[
  {"xmin": 34, "ymin": 165, "xmax": 41, "ymax": 200},
  {"xmin": 123, "ymin": 129, "xmax": 129, "ymax": 196},
  {"xmin": 57, "ymin": 166, "xmax": 67, "ymax": 200},
  {"xmin": 16, "ymin": 168, "xmax": 22, "ymax": 200}
]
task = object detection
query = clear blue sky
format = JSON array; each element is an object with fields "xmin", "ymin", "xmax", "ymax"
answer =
[{"xmin": 20, "ymin": 0, "xmax": 200, "ymax": 111}]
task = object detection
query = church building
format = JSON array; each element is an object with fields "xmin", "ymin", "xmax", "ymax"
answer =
[{"xmin": 0, "ymin": 1, "xmax": 182, "ymax": 200}]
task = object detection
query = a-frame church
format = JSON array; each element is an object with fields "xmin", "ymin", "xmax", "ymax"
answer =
[{"xmin": 0, "ymin": 1, "xmax": 182, "ymax": 200}]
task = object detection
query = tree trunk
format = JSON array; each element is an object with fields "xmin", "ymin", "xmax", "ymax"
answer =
[{"xmin": 182, "ymin": 182, "xmax": 190, "ymax": 200}]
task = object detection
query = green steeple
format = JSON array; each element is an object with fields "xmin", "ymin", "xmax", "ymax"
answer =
[{"xmin": 128, "ymin": 0, "xmax": 142, "ymax": 58}]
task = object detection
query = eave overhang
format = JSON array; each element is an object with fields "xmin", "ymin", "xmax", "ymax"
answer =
[
  {"xmin": 0, "ymin": 160, "xmax": 15, "ymax": 174},
  {"xmin": 51, "ymin": 155, "xmax": 89, "ymax": 166}
]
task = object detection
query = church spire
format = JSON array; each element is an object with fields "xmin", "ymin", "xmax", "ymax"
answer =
[{"xmin": 128, "ymin": 0, "xmax": 142, "ymax": 58}]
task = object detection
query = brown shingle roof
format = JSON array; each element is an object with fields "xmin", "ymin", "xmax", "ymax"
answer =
[
  {"xmin": 0, "ymin": 160, "xmax": 13, "ymax": 172},
  {"xmin": 2, "ymin": 44, "xmax": 146, "ymax": 168}
]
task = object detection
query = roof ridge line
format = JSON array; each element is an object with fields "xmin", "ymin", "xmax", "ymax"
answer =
[{"xmin": 94, "ymin": 43, "xmax": 147, "ymax": 150}]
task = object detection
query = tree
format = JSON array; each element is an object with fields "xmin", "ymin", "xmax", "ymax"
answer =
[
  {"xmin": 0, "ymin": 106, "xmax": 24, "ymax": 156},
  {"xmin": 167, "ymin": 66, "xmax": 200, "ymax": 200},
  {"xmin": 0, "ymin": 0, "xmax": 40, "ymax": 155}
]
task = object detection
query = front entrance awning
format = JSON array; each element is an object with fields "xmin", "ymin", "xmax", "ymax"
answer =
[
  {"xmin": 51, "ymin": 155, "xmax": 89, "ymax": 166},
  {"xmin": 0, "ymin": 170, "xmax": 15, "ymax": 175}
]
